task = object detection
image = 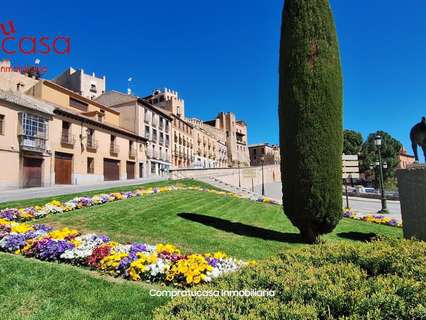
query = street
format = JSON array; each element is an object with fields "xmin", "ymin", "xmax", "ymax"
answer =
[{"xmin": 254, "ymin": 182, "xmax": 402, "ymax": 222}]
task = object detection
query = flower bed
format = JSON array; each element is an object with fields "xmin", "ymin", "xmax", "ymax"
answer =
[
  {"xmin": 0, "ymin": 185, "xmax": 278, "ymax": 224},
  {"xmin": 0, "ymin": 218, "xmax": 251, "ymax": 287},
  {"xmin": 343, "ymin": 209, "xmax": 402, "ymax": 228}
]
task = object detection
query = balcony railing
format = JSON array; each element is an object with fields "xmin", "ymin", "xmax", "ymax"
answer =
[
  {"xmin": 86, "ymin": 138, "xmax": 98, "ymax": 151},
  {"xmin": 110, "ymin": 143, "xmax": 120, "ymax": 155},
  {"xmin": 61, "ymin": 132, "xmax": 75, "ymax": 146},
  {"xmin": 18, "ymin": 135, "xmax": 47, "ymax": 153},
  {"xmin": 129, "ymin": 148, "xmax": 136, "ymax": 159}
]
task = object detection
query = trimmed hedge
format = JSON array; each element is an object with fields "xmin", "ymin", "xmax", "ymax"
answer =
[{"xmin": 154, "ymin": 239, "xmax": 426, "ymax": 320}]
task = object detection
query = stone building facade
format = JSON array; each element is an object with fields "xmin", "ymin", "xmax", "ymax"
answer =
[
  {"xmin": 52, "ymin": 67, "xmax": 106, "ymax": 100},
  {"xmin": 249, "ymin": 143, "xmax": 280, "ymax": 166},
  {"xmin": 204, "ymin": 112, "xmax": 250, "ymax": 167},
  {"xmin": 96, "ymin": 91, "xmax": 172, "ymax": 175},
  {"xmin": 0, "ymin": 76, "xmax": 147, "ymax": 190}
]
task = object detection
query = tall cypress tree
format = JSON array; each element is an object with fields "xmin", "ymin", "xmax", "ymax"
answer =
[{"xmin": 279, "ymin": 0, "xmax": 343, "ymax": 243}]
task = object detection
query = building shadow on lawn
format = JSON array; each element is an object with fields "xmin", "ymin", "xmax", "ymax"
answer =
[
  {"xmin": 178, "ymin": 212, "xmax": 303, "ymax": 244},
  {"xmin": 337, "ymin": 232, "xmax": 378, "ymax": 242}
]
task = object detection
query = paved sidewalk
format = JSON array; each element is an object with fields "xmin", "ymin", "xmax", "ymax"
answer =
[{"xmin": 0, "ymin": 176, "xmax": 168, "ymax": 203}]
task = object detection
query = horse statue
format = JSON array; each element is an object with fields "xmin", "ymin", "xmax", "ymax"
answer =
[{"xmin": 410, "ymin": 117, "xmax": 426, "ymax": 163}]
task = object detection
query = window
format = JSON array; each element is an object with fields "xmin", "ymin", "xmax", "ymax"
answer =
[
  {"xmin": 152, "ymin": 129, "xmax": 157, "ymax": 142},
  {"xmin": 69, "ymin": 97, "xmax": 88, "ymax": 111},
  {"xmin": 97, "ymin": 110, "xmax": 105, "ymax": 123},
  {"xmin": 145, "ymin": 125, "xmax": 150, "ymax": 139},
  {"xmin": 159, "ymin": 132, "xmax": 164, "ymax": 145},
  {"xmin": 165, "ymin": 134, "xmax": 170, "ymax": 147},
  {"xmin": 87, "ymin": 157, "xmax": 94, "ymax": 174},
  {"xmin": 0, "ymin": 114, "xmax": 4, "ymax": 135},
  {"xmin": 86, "ymin": 128, "xmax": 96, "ymax": 149},
  {"xmin": 144, "ymin": 108, "xmax": 150, "ymax": 123},
  {"xmin": 61, "ymin": 121, "xmax": 72, "ymax": 143},
  {"xmin": 21, "ymin": 113, "xmax": 48, "ymax": 139},
  {"xmin": 90, "ymin": 83, "xmax": 97, "ymax": 93}
]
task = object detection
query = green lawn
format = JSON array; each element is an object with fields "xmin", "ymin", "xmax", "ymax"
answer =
[
  {"xmin": 0, "ymin": 253, "xmax": 168, "ymax": 320},
  {"xmin": 0, "ymin": 179, "xmax": 403, "ymax": 319},
  {"xmin": 35, "ymin": 188, "xmax": 402, "ymax": 260}
]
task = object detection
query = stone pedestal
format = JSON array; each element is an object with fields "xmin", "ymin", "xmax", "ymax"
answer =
[{"xmin": 396, "ymin": 165, "xmax": 426, "ymax": 241}]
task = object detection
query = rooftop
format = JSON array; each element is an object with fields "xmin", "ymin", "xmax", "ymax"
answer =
[{"xmin": 0, "ymin": 89, "xmax": 54, "ymax": 115}]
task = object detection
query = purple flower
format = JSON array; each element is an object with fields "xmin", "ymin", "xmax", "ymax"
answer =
[
  {"xmin": 388, "ymin": 219, "xmax": 398, "ymax": 226},
  {"xmin": 123, "ymin": 191, "xmax": 133, "ymax": 199},
  {"xmin": 30, "ymin": 238, "xmax": 75, "ymax": 260},
  {"xmin": 207, "ymin": 257, "xmax": 219, "ymax": 267},
  {"xmin": 98, "ymin": 235, "xmax": 110, "ymax": 243},
  {"xmin": 33, "ymin": 224, "xmax": 53, "ymax": 232},
  {"xmin": 118, "ymin": 243, "xmax": 148, "ymax": 273},
  {"xmin": 0, "ymin": 233, "xmax": 27, "ymax": 251},
  {"xmin": 373, "ymin": 215, "xmax": 385, "ymax": 220},
  {"xmin": 0, "ymin": 209, "xmax": 19, "ymax": 221}
]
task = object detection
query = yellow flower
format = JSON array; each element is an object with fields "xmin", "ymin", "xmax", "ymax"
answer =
[
  {"xmin": 99, "ymin": 252, "xmax": 128, "ymax": 274},
  {"xmin": 11, "ymin": 224, "xmax": 34, "ymax": 234},
  {"xmin": 128, "ymin": 253, "xmax": 158, "ymax": 281},
  {"xmin": 49, "ymin": 200, "xmax": 62, "ymax": 207},
  {"xmin": 0, "ymin": 218, "xmax": 11, "ymax": 226},
  {"xmin": 48, "ymin": 227, "xmax": 78, "ymax": 240},
  {"xmin": 166, "ymin": 254, "xmax": 212, "ymax": 286},
  {"xmin": 156, "ymin": 243, "xmax": 180, "ymax": 255}
]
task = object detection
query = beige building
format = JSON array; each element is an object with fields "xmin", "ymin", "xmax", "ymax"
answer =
[
  {"xmin": 188, "ymin": 118, "xmax": 228, "ymax": 168},
  {"xmin": 145, "ymin": 89, "xmax": 230, "ymax": 169},
  {"xmin": 96, "ymin": 91, "xmax": 172, "ymax": 175},
  {"xmin": 249, "ymin": 143, "xmax": 280, "ymax": 166},
  {"xmin": 204, "ymin": 112, "xmax": 250, "ymax": 167},
  {"xmin": 170, "ymin": 114, "xmax": 194, "ymax": 168},
  {"xmin": 26, "ymin": 80, "xmax": 147, "ymax": 185},
  {"xmin": 145, "ymin": 88, "xmax": 185, "ymax": 118},
  {"xmin": 0, "ymin": 89, "xmax": 54, "ymax": 189},
  {"xmin": 52, "ymin": 67, "xmax": 106, "ymax": 100},
  {"xmin": 398, "ymin": 147, "xmax": 415, "ymax": 169},
  {"xmin": 0, "ymin": 60, "xmax": 39, "ymax": 93}
]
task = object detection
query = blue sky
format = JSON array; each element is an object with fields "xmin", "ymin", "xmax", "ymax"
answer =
[{"xmin": 1, "ymin": 0, "xmax": 425, "ymax": 151}]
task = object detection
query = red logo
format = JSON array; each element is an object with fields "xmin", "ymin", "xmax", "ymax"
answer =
[{"xmin": 1, "ymin": 20, "xmax": 71, "ymax": 55}]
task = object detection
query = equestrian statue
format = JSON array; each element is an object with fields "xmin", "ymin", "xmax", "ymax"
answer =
[{"xmin": 410, "ymin": 117, "xmax": 426, "ymax": 163}]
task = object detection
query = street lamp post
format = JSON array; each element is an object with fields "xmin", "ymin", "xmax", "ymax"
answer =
[
  {"xmin": 260, "ymin": 155, "xmax": 265, "ymax": 196},
  {"xmin": 374, "ymin": 135, "xmax": 388, "ymax": 213},
  {"xmin": 344, "ymin": 174, "xmax": 352, "ymax": 209},
  {"xmin": 238, "ymin": 161, "xmax": 241, "ymax": 188}
]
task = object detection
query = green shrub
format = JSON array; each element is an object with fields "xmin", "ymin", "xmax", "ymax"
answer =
[
  {"xmin": 154, "ymin": 239, "xmax": 426, "ymax": 320},
  {"xmin": 279, "ymin": 0, "xmax": 343, "ymax": 243}
]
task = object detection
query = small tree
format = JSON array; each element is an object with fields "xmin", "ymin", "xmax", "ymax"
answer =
[
  {"xmin": 279, "ymin": 0, "xmax": 343, "ymax": 243},
  {"xmin": 344, "ymin": 130, "xmax": 363, "ymax": 155}
]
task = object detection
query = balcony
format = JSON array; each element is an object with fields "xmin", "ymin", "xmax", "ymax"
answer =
[
  {"xmin": 86, "ymin": 138, "xmax": 98, "ymax": 151},
  {"xmin": 18, "ymin": 135, "xmax": 47, "ymax": 153},
  {"xmin": 110, "ymin": 143, "xmax": 120, "ymax": 155},
  {"xmin": 61, "ymin": 132, "xmax": 75, "ymax": 146},
  {"xmin": 129, "ymin": 148, "xmax": 137, "ymax": 159}
]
